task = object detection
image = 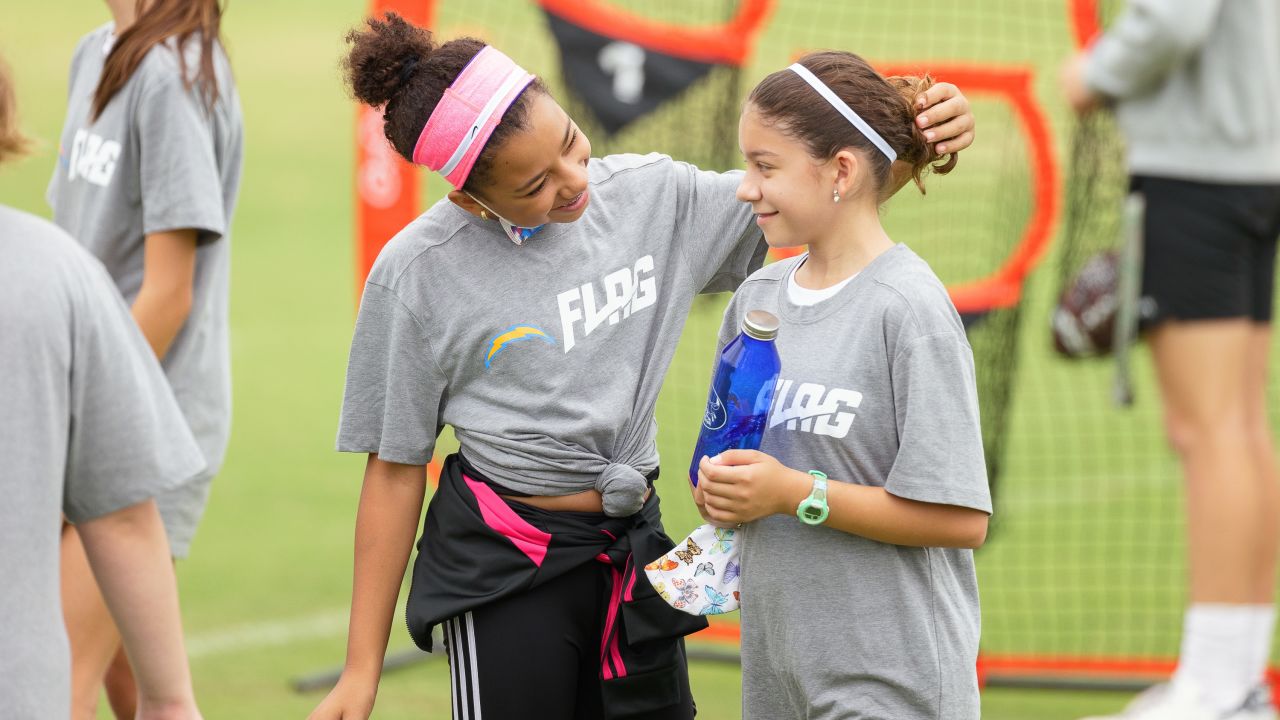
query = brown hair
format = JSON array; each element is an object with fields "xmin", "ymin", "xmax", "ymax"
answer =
[
  {"xmin": 342, "ymin": 12, "xmax": 547, "ymax": 195},
  {"xmin": 92, "ymin": 0, "xmax": 226, "ymax": 120},
  {"xmin": 0, "ymin": 54, "xmax": 30, "ymax": 165},
  {"xmin": 747, "ymin": 51, "xmax": 957, "ymax": 196}
]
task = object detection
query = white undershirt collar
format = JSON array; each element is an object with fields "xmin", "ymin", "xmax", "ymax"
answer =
[{"xmin": 786, "ymin": 256, "xmax": 857, "ymax": 307}]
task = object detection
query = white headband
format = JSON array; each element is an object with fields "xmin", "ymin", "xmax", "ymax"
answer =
[{"xmin": 788, "ymin": 63, "xmax": 897, "ymax": 163}]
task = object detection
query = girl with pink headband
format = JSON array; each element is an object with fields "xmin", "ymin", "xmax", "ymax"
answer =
[{"xmin": 312, "ymin": 12, "xmax": 976, "ymax": 720}]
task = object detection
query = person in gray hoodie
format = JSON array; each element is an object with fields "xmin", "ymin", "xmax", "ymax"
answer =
[{"xmin": 1062, "ymin": 2, "xmax": 1280, "ymax": 718}]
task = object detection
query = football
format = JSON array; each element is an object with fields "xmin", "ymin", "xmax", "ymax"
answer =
[{"xmin": 1052, "ymin": 250, "xmax": 1120, "ymax": 358}]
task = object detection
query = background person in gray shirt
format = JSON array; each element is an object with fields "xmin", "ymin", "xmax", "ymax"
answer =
[
  {"xmin": 0, "ymin": 54, "xmax": 205, "ymax": 720},
  {"xmin": 45, "ymin": 0, "xmax": 243, "ymax": 715},
  {"xmin": 1062, "ymin": 2, "xmax": 1280, "ymax": 718},
  {"xmin": 695, "ymin": 52, "xmax": 991, "ymax": 720},
  {"xmin": 314, "ymin": 13, "xmax": 977, "ymax": 720}
]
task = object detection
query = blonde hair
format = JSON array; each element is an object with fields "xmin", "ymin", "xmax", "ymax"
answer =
[{"xmin": 0, "ymin": 54, "xmax": 31, "ymax": 165}]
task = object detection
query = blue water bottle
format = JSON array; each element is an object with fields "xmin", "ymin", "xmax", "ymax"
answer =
[{"xmin": 689, "ymin": 310, "xmax": 782, "ymax": 487}]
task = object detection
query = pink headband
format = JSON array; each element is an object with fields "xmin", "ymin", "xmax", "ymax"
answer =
[{"xmin": 411, "ymin": 46, "xmax": 536, "ymax": 189}]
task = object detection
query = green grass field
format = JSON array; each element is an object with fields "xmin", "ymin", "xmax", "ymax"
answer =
[{"xmin": 4, "ymin": 1, "xmax": 1276, "ymax": 718}]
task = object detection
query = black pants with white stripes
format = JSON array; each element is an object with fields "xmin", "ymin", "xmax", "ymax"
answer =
[{"xmin": 442, "ymin": 559, "xmax": 697, "ymax": 720}]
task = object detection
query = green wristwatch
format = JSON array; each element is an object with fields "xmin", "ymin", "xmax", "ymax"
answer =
[{"xmin": 796, "ymin": 470, "xmax": 829, "ymax": 525}]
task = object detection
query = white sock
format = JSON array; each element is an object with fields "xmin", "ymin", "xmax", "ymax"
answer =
[
  {"xmin": 1172, "ymin": 603, "xmax": 1258, "ymax": 712},
  {"xmin": 1249, "ymin": 605, "xmax": 1276, "ymax": 685}
]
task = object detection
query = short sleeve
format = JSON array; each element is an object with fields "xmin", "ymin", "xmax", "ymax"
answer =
[
  {"xmin": 337, "ymin": 282, "xmax": 447, "ymax": 466},
  {"xmin": 883, "ymin": 332, "xmax": 992, "ymax": 514},
  {"xmin": 136, "ymin": 66, "xmax": 226, "ymax": 242},
  {"xmin": 63, "ymin": 258, "xmax": 206, "ymax": 523},
  {"xmin": 671, "ymin": 161, "xmax": 766, "ymax": 295}
]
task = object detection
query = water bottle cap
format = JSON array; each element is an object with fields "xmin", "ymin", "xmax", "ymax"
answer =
[{"xmin": 742, "ymin": 310, "xmax": 779, "ymax": 340}]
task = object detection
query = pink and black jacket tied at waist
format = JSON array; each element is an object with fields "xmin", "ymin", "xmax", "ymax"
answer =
[{"xmin": 406, "ymin": 454, "xmax": 708, "ymax": 718}]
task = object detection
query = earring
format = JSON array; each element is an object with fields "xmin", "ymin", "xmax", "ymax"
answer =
[
  {"xmin": 833, "ymin": 187, "xmax": 841, "ymax": 204},
  {"xmin": 479, "ymin": 209, "xmax": 491, "ymax": 220}
]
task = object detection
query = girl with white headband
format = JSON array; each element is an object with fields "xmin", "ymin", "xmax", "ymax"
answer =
[
  {"xmin": 693, "ymin": 51, "xmax": 991, "ymax": 719},
  {"xmin": 313, "ymin": 14, "xmax": 976, "ymax": 720}
]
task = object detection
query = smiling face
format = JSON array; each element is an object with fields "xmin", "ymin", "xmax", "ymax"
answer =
[
  {"xmin": 466, "ymin": 92, "xmax": 594, "ymax": 227},
  {"xmin": 735, "ymin": 103, "xmax": 851, "ymax": 250}
]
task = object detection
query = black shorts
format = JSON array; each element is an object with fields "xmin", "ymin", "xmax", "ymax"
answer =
[
  {"xmin": 441, "ymin": 559, "xmax": 696, "ymax": 720},
  {"xmin": 1134, "ymin": 175, "xmax": 1280, "ymax": 324}
]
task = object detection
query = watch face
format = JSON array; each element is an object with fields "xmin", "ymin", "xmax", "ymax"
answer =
[
  {"xmin": 798, "ymin": 500, "xmax": 827, "ymax": 525},
  {"xmin": 798, "ymin": 471, "xmax": 830, "ymax": 525}
]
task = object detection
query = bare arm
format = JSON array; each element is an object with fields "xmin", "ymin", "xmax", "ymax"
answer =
[
  {"xmin": 77, "ymin": 500, "xmax": 201, "ymax": 720},
  {"xmin": 698, "ymin": 450, "xmax": 988, "ymax": 549},
  {"xmin": 132, "ymin": 229, "xmax": 198, "ymax": 359},
  {"xmin": 775, "ymin": 466, "xmax": 987, "ymax": 548},
  {"xmin": 309, "ymin": 455, "xmax": 428, "ymax": 720},
  {"xmin": 343, "ymin": 455, "xmax": 428, "ymax": 676}
]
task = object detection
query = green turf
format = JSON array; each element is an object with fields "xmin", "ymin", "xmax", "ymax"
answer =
[{"xmin": 3, "ymin": 1, "xmax": 1276, "ymax": 718}]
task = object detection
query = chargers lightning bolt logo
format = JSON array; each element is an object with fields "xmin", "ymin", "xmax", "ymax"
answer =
[{"xmin": 486, "ymin": 325, "xmax": 557, "ymax": 369}]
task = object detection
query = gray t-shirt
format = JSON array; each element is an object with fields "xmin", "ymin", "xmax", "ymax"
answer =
[
  {"xmin": 338, "ymin": 153, "xmax": 764, "ymax": 516},
  {"xmin": 0, "ymin": 205, "xmax": 206, "ymax": 719},
  {"xmin": 723, "ymin": 246, "xmax": 992, "ymax": 720},
  {"xmin": 47, "ymin": 23, "xmax": 244, "ymax": 478}
]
